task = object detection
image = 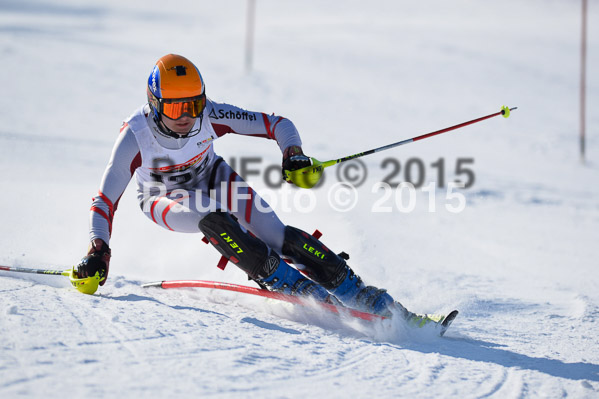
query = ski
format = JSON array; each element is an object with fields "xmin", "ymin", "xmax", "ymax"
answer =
[
  {"xmin": 439, "ymin": 310, "xmax": 459, "ymax": 336},
  {"xmin": 142, "ymin": 280, "xmax": 458, "ymax": 336},
  {"xmin": 404, "ymin": 309, "xmax": 459, "ymax": 336},
  {"xmin": 142, "ymin": 279, "xmax": 385, "ymax": 322}
]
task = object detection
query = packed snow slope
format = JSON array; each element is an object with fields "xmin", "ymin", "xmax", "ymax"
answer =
[{"xmin": 1, "ymin": 0, "xmax": 598, "ymax": 397}]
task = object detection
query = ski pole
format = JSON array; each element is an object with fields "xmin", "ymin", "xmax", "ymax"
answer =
[
  {"xmin": 0, "ymin": 264, "xmax": 103, "ymax": 295},
  {"xmin": 285, "ymin": 105, "xmax": 517, "ymax": 188},
  {"xmin": 0, "ymin": 265, "xmax": 70, "ymax": 276}
]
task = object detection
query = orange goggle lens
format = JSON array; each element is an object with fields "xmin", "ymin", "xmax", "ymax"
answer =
[{"xmin": 161, "ymin": 95, "xmax": 206, "ymax": 120}]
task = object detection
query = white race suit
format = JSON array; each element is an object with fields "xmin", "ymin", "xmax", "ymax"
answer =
[{"xmin": 89, "ymin": 99, "xmax": 302, "ymax": 255}]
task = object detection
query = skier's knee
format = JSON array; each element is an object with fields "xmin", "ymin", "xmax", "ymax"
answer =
[
  {"xmin": 199, "ymin": 211, "xmax": 279, "ymax": 280},
  {"xmin": 281, "ymin": 226, "xmax": 346, "ymax": 289}
]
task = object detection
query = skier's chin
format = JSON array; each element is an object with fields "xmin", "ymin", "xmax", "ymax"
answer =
[
  {"xmin": 163, "ymin": 116, "xmax": 195, "ymax": 135},
  {"xmin": 173, "ymin": 122, "xmax": 194, "ymax": 135}
]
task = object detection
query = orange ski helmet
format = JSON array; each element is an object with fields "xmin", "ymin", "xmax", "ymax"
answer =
[{"xmin": 147, "ymin": 54, "xmax": 206, "ymax": 136}]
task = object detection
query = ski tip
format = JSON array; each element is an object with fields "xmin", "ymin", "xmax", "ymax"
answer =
[
  {"xmin": 141, "ymin": 281, "xmax": 164, "ymax": 288},
  {"xmin": 442, "ymin": 310, "xmax": 459, "ymax": 326},
  {"xmin": 439, "ymin": 310, "xmax": 459, "ymax": 336}
]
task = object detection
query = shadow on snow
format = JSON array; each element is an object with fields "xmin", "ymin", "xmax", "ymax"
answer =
[{"xmin": 406, "ymin": 336, "xmax": 599, "ymax": 382}]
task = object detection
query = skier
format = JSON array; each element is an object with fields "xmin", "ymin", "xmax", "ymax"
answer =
[{"xmin": 76, "ymin": 54, "xmax": 406, "ymax": 317}]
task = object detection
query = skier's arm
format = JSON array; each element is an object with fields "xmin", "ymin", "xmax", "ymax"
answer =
[
  {"xmin": 78, "ymin": 124, "xmax": 141, "ymax": 285},
  {"xmin": 207, "ymin": 100, "xmax": 311, "ymax": 184},
  {"xmin": 89, "ymin": 124, "xmax": 141, "ymax": 245},
  {"xmin": 207, "ymin": 100, "xmax": 302, "ymax": 153}
]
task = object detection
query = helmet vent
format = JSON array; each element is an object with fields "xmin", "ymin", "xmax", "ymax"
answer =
[{"xmin": 175, "ymin": 65, "xmax": 187, "ymax": 76}]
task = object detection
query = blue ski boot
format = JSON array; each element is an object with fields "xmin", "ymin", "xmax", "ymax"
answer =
[
  {"xmin": 258, "ymin": 258, "xmax": 331, "ymax": 302},
  {"xmin": 327, "ymin": 265, "xmax": 396, "ymax": 316}
]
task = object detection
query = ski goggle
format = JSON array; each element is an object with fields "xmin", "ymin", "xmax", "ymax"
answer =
[{"xmin": 158, "ymin": 94, "xmax": 206, "ymax": 120}]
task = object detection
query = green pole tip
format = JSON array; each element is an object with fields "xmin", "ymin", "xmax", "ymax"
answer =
[{"xmin": 501, "ymin": 105, "xmax": 511, "ymax": 118}]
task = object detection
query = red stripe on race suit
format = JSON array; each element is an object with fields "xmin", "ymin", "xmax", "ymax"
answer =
[
  {"xmin": 271, "ymin": 116, "xmax": 283, "ymax": 135},
  {"xmin": 130, "ymin": 151, "xmax": 142, "ymax": 176},
  {"xmin": 149, "ymin": 146, "xmax": 209, "ymax": 173},
  {"xmin": 150, "ymin": 197, "xmax": 161, "ymax": 225},
  {"xmin": 245, "ymin": 186, "xmax": 254, "ymax": 224},
  {"xmin": 161, "ymin": 196, "xmax": 190, "ymax": 231},
  {"xmin": 261, "ymin": 113, "xmax": 275, "ymax": 139},
  {"xmin": 238, "ymin": 133, "xmax": 269, "ymax": 139},
  {"xmin": 97, "ymin": 191, "xmax": 114, "ymax": 216},
  {"xmin": 211, "ymin": 123, "xmax": 235, "ymax": 137},
  {"xmin": 227, "ymin": 172, "xmax": 238, "ymax": 211},
  {"xmin": 150, "ymin": 191, "xmax": 175, "ymax": 226}
]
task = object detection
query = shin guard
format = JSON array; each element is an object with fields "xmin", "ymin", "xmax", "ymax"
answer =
[
  {"xmin": 199, "ymin": 211, "xmax": 278, "ymax": 280},
  {"xmin": 282, "ymin": 225, "xmax": 396, "ymax": 315},
  {"xmin": 281, "ymin": 226, "xmax": 348, "ymax": 289}
]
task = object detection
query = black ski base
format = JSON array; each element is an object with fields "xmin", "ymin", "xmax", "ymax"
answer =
[{"xmin": 439, "ymin": 310, "xmax": 459, "ymax": 336}]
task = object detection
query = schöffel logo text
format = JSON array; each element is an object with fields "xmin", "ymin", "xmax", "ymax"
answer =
[{"xmin": 209, "ymin": 108, "xmax": 257, "ymax": 121}]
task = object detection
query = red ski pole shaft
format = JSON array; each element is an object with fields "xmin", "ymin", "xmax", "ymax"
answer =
[
  {"xmin": 286, "ymin": 106, "xmax": 517, "ymax": 188},
  {"xmin": 334, "ymin": 106, "xmax": 518, "ymax": 164},
  {"xmin": 411, "ymin": 107, "xmax": 517, "ymax": 143}
]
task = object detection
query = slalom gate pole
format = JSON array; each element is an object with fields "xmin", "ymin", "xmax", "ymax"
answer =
[{"xmin": 286, "ymin": 106, "xmax": 517, "ymax": 188}]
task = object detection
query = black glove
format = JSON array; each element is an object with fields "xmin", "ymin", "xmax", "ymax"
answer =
[
  {"xmin": 77, "ymin": 239, "xmax": 111, "ymax": 286},
  {"xmin": 282, "ymin": 145, "xmax": 311, "ymax": 182}
]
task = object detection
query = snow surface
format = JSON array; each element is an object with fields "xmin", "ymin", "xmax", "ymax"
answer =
[{"xmin": 1, "ymin": 0, "xmax": 599, "ymax": 397}]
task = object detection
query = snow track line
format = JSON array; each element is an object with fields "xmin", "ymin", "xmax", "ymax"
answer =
[
  {"xmin": 1, "ymin": 373, "xmax": 51, "ymax": 390},
  {"xmin": 54, "ymin": 289, "xmax": 146, "ymax": 362},
  {"xmin": 297, "ymin": 344, "xmax": 381, "ymax": 381},
  {"xmin": 477, "ymin": 369, "xmax": 509, "ymax": 398}
]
